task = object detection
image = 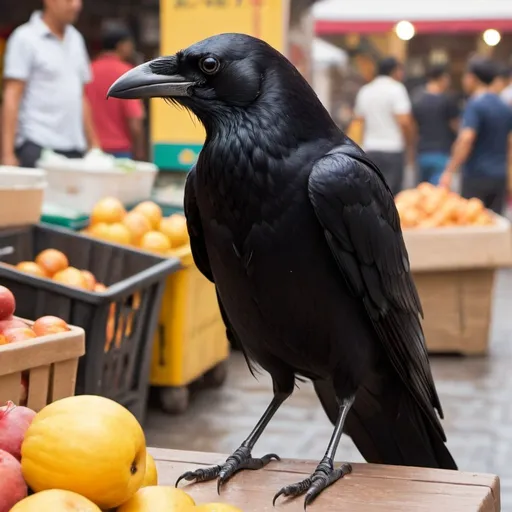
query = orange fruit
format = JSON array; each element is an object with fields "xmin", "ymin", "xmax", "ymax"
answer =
[
  {"xmin": 103, "ymin": 223, "xmax": 132, "ymax": 246},
  {"xmin": 32, "ymin": 316, "xmax": 70, "ymax": 337},
  {"xmin": 139, "ymin": 231, "xmax": 171, "ymax": 254},
  {"xmin": 90, "ymin": 197, "xmax": 126, "ymax": 225},
  {"xmin": 123, "ymin": 211, "xmax": 152, "ymax": 246},
  {"xmin": 159, "ymin": 215, "xmax": 189, "ymax": 248},
  {"xmin": 117, "ymin": 487, "xmax": 194, "ymax": 512},
  {"xmin": 133, "ymin": 201, "xmax": 163, "ymax": 230},
  {"xmin": 35, "ymin": 249, "xmax": 69, "ymax": 277},
  {"xmin": 10, "ymin": 489, "xmax": 101, "ymax": 512},
  {"xmin": 4, "ymin": 327, "xmax": 37, "ymax": 343},
  {"xmin": 15, "ymin": 261, "xmax": 48, "ymax": 278},
  {"xmin": 81, "ymin": 271, "xmax": 97, "ymax": 291},
  {"xmin": 94, "ymin": 283, "xmax": 107, "ymax": 293},
  {"xmin": 88, "ymin": 222, "xmax": 111, "ymax": 241},
  {"xmin": 21, "ymin": 396, "xmax": 147, "ymax": 510},
  {"xmin": 53, "ymin": 267, "xmax": 88, "ymax": 289},
  {"xmin": 141, "ymin": 453, "xmax": 158, "ymax": 487}
]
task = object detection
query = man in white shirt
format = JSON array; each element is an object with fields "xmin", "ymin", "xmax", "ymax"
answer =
[
  {"xmin": 1, "ymin": 0, "xmax": 99, "ymax": 168},
  {"xmin": 353, "ymin": 57, "xmax": 413, "ymax": 195}
]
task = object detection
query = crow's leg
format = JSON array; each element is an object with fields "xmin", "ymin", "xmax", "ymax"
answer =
[
  {"xmin": 176, "ymin": 377, "xmax": 293, "ymax": 493},
  {"xmin": 273, "ymin": 395, "xmax": 355, "ymax": 509}
]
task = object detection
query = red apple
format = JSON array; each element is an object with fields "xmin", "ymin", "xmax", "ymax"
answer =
[
  {"xmin": 0, "ymin": 401, "xmax": 36, "ymax": 461},
  {"xmin": 0, "ymin": 449, "xmax": 27, "ymax": 511},
  {"xmin": 32, "ymin": 316, "xmax": 70, "ymax": 337},
  {"xmin": 0, "ymin": 317, "xmax": 27, "ymax": 335},
  {"xmin": 4, "ymin": 328, "xmax": 37, "ymax": 344},
  {"xmin": 0, "ymin": 287, "xmax": 15, "ymax": 322}
]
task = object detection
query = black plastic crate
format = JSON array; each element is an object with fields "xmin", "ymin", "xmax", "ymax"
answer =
[{"xmin": 0, "ymin": 223, "xmax": 180, "ymax": 422}]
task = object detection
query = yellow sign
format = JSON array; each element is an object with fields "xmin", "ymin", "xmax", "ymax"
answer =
[{"xmin": 152, "ymin": 0, "xmax": 289, "ymax": 170}]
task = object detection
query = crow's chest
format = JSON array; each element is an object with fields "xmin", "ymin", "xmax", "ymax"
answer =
[{"xmin": 196, "ymin": 158, "xmax": 305, "ymax": 246}]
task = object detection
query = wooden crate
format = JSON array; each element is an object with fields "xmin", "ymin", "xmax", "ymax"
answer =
[
  {"xmin": 415, "ymin": 269, "xmax": 496, "ymax": 355},
  {"xmin": 0, "ymin": 319, "xmax": 85, "ymax": 411},
  {"xmin": 150, "ymin": 448, "xmax": 500, "ymax": 512}
]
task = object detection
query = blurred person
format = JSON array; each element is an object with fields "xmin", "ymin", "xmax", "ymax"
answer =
[
  {"xmin": 85, "ymin": 26, "xmax": 145, "ymax": 160},
  {"xmin": 1, "ymin": 0, "xmax": 99, "ymax": 168},
  {"xmin": 412, "ymin": 64, "xmax": 459, "ymax": 185},
  {"xmin": 490, "ymin": 64, "xmax": 510, "ymax": 95},
  {"xmin": 500, "ymin": 67, "xmax": 512, "ymax": 107},
  {"xmin": 440, "ymin": 57, "xmax": 512, "ymax": 214},
  {"xmin": 353, "ymin": 57, "xmax": 413, "ymax": 195}
]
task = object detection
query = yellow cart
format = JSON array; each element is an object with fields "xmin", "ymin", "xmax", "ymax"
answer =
[{"xmin": 150, "ymin": 245, "xmax": 229, "ymax": 413}]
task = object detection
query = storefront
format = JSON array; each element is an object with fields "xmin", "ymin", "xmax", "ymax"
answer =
[{"xmin": 314, "ymin": 0, "xmax": 512, "ymax": 87}]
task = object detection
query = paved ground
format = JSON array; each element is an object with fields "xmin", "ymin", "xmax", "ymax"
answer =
[{"xmin": 145, "ymin": 269, "xmax": 512, "ymax": 509}]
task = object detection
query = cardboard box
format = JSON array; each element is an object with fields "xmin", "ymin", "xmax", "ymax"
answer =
[
  {"xmin": 414, "ymin": 269, "xmax": 495, "ymax": 355},
  {"xmin": 403, "ymin": 216, "xmax": 512, "ymax": 355},
  {"xmin": 0, "ymin": 167, "xmax": 46, "ymax": 228},
  {"xmin": 0, "ymin": 318, "xmax": 85, "ymax": 411},
  {"xmin": 403, "ymin": 215, "xmax": 512, "ymax": 272}
]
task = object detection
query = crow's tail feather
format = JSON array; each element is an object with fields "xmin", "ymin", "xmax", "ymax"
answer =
[{"xmin": 314, "ymin": 377, "xmax": 457, "ymax": 470}]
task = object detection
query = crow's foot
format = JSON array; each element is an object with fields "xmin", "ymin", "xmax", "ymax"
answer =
[
  {"xmin": 273, "ymin": 457, "xmax": 352, "ymax": 509},
  {"xmin": 175, "ymin": 445, "xmax": 279, "ymax": 493}
]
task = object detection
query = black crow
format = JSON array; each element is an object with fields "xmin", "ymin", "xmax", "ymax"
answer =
[{"xmin": 108, "ymin": 33, "xmax": 457, "ymax": 508}]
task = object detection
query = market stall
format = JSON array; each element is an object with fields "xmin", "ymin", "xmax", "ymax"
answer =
[{"xmin": 397, "ymin": 183, "xmax": 512, "ymax": 355}]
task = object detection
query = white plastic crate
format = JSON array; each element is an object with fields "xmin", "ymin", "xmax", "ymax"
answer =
[
  {"xmin": 37, "ymin": 159, "xmax": 158, "ymax": 214},
  {"xmin": 0, "ymin": 167, "xmax": 47, "ymax": 228}
]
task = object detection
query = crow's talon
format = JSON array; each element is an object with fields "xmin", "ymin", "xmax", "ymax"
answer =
[
  {"xmin": 175, "ymin": 465, "xmax": 222, "ymax": 487},
  {"xmin": 176, "ymin": 446, "xmax": 280, "ymax": 493},
  {"xmin": 273, "ymin": 459, "xmax": 352, "ymax": 509}
]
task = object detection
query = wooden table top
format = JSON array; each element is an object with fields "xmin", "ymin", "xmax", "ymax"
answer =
[{"xmin": 150, "ymin": 448, "xmax": 500, "ymax": 512}]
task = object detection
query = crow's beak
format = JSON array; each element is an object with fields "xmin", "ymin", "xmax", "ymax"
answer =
[{"xmin": 107, "ymin": 60, "xmax": 194, "ymax": 99}]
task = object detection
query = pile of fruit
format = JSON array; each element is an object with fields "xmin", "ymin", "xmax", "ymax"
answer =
[
  {"xmin": 0, "ymin": 285, "xmax": 72, "ymax": 405},
  {"xmin": 11, "ymin": 249, "xmax": 107, "ymax": 292},
  {"xmin": 395, "ymin": 183, "xmax": 496, "ymax": 229},
  {"xmin": 82, "ymin": 197, "xmax": 189, "ymax": 254},
  {"xmin": 0, "ymin": 285, "xmax": 71, "ymax": 344},
  {"xmin": 1, "ymin": 395, "xmax": 242, "ymax": 512}
]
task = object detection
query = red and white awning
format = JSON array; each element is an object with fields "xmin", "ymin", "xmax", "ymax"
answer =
[{"xmin": 314, "ymin": 0, "xmax": 512, "ymax": 34}]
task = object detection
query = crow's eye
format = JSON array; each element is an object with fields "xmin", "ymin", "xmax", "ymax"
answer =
[{"xmin": 199, "ymin": 56, "xmax": 220, "ymax": 75}]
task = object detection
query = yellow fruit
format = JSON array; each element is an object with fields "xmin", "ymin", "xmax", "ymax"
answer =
[
  {"xmin": 88, "ymin": 222, "xmax": 111, "ymax": 240},
  {"xmin": 10, "ymin": 489, "xmax": 101, "ymax": 511},
  {"xmin": 142, "ymin": 453, "xmax": 158, "ymax": 487},
  {"xmin": 108, "ymin": 222, "xmax": 133, "ymax": 245},
  {"xmin": 53, "ymin": 266, "xmax": 88, "ymax": 289},
  {"xmin": 133, "ymin": 201, "xmax": 163, "ymax": 229},
  {"xmin": 139, "ymin": 231, "xmax": 172, "ymax": 254},
  {"xmin": 117, "ymin": 486, "xmax": 195, "ymax": 512},
  {"xmin": 21, "ymin": 395, "xmax": 146, "ymax": 510},
  {"xmin": 90, "ymin": 197, "xmax": 126, "ymax": 225},
  {"xmin": 35, "ymin": 249, "xmax": 69, "ymax": 277},
  {"xmin": 194, "ymin": 504, "xmax": 243, "ymax": 512},
  {"xmin": 123, "ymin": 211, "xmax": 152, "ymax": 246},
  {"xmin": 159, "ymin": 215, "xmax": 189, "ymax": 248}
]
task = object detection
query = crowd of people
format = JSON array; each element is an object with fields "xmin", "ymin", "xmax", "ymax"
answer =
[
  {"xmin": 0, "ymin": 0, "xmax": 145, "ymax": 169},
  {"xmin": 2, "ymin": 0, "xmax": 512, "ymax": 217},
  {"xmin": 353, "ymin": 55, "xmax": 512, "ymax": 214}
]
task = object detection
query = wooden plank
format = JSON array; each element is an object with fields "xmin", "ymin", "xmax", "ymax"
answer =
[
  {"xmin": 26, "ymin": 365, "xmax": 50, "ymax": 412},
  {"xmin": 0, "ymin": 324, "xmax": 85, "ymax": 375},
  {"xmin": 51, "ymin": 359, "xmax": 79, "ymax": 402},
  {"xmin": 150, "ymin": 449, "xmax": 500, "ymax": 512},
  {"xmin": 0, "ymin": 372, "xmax": 21, "ymax": 404}
]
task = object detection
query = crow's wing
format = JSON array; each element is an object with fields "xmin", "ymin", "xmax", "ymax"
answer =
[
  {"xmin": 184, "ymin": 166, "xmax": 213, "ymax": 283},
  {"xmin": 308, "ymin": 146, "xmax": 445, "ymax": 438},
  {"xmin": 185, "ymin": 167, "xmax": 256, "ymax": 373}
]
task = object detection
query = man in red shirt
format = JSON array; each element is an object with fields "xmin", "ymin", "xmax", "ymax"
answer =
[{"xmin": 86, "ymin": 27, "xmax": 145, "ymax": 159}]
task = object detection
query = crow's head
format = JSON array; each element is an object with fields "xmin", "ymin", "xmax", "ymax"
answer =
[{"xmin": 108, "ymin": 33, "xmax": 325, "ymax": 132}]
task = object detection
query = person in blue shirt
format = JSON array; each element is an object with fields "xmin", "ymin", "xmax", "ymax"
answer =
[{"xmin": 440, "ymin": 57, "xmax": 512, "ymax": 214}]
